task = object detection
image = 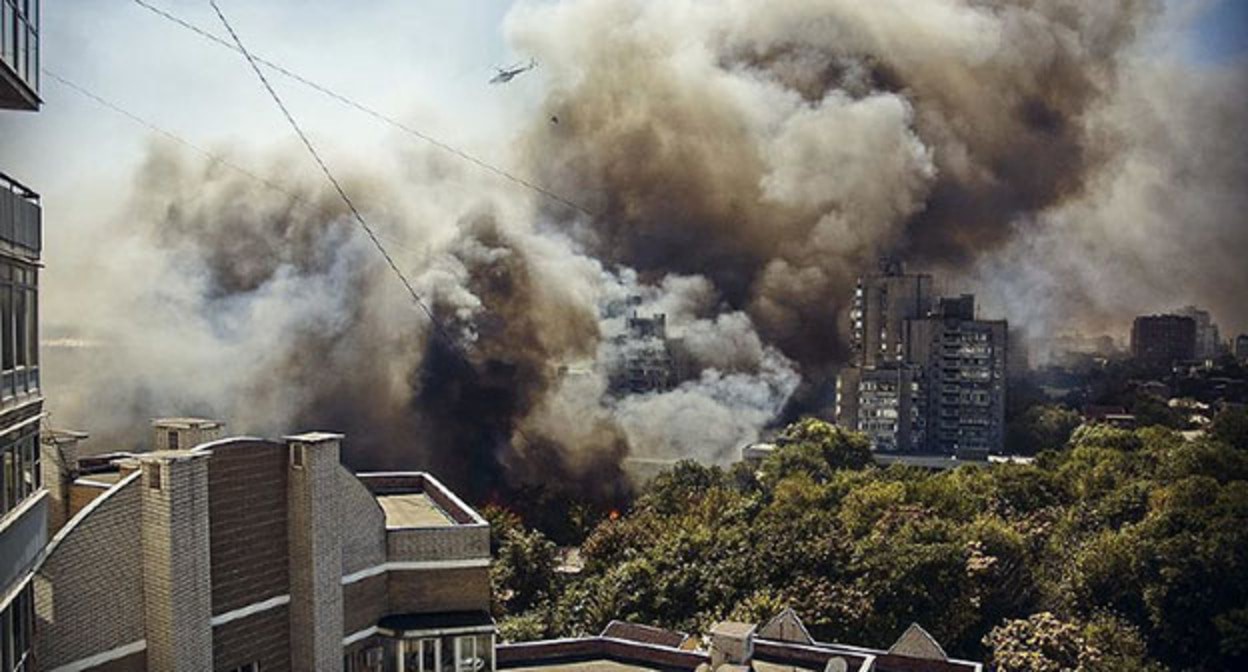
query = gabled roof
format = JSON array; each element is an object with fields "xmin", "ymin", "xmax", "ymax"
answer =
[
  {"xmin": 600, "ymin": 620, "xmax": 691, "ymax": 649},
  {"xmin": 887, "ymin": 623, "xmax": 948, "ymax": 661},
  {"xmin": 758, "ymin": 608, "xmax": 814, "ymax": 645}
]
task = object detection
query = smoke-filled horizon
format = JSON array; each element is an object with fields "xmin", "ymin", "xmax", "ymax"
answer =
[{"xmin": 7, "ymin": 0, "xmax": 1247, "ymax": 501}]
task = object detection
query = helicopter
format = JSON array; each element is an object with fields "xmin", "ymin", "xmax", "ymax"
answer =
[{"xmin": 490, "ymin": 58, "xmax": 537, "ymax": 84}]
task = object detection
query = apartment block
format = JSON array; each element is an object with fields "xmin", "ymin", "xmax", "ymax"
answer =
[
  {"xmin": 27, "ymin": 430, "xmax": 494, "ymax": 672},
  {"xmin": 838, "ymin": 263, "xmax": 1008, "ymax": 457},
  {"xmin": 905, "ymin": 298, "xmax": 1008, "ymax": 459},
  {"xmin": 0, "ymin": 2, "xmax": 43, "ymax": 670},
  {"xmin": 1131, "ymin": 314, "xmax": 1197, "ymax": 367}
]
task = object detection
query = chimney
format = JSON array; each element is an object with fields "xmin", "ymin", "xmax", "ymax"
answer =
[
  {"xmin": 138, "ymin": 449, "xmax": 214, "ymax": 671},
  {"xmin": 39, "ymin": 429, "xmax": 88, "ymax": 535},
  {"xmin": 285, "ymin": 432, "xmax": 345, "ymax": 671},
  {"xmin": 150, "ymin": 417, "xmax": 224, "ymax": 452},
  {"xmin": 709, "ymin": 621, "xmax": 756, "ymax": 668}
]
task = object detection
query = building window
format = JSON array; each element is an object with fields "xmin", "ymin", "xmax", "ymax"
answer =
[
  {"xmin": 167, "ymin": 430, "xmax": 179, "ymax": 450},
  {"xmin": 1, "ymin": 583, "xmax": 34, "ymax": 672},
  {"xmin": 0, "ymin": 425, "xmax": 38, "ymax": 517},
  {"xmin": 0, "ymin": 258, "xmax": 38, "ymax": 400},
  {"xmin": 290, "ymin": 444, "xmax": 305, "ymax": 469},
  {"xmin": 145, "ymin": 463, "xmax": 162, "ymax": 491},
  {"xmin": 224, "ymin": 664, "xmax": 258, "ymax": 672},
  {"xmin": 455, "ymin": 634, "xmax": 494, "ymax": 672}
]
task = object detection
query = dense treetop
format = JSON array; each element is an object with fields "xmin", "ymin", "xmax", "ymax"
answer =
[{"xmin": 488, "ymin": 408, "xmax": 1248, "ymax": 671}]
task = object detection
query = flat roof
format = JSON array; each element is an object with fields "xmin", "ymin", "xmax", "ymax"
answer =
[
  {"xmin": 504, "ymin": 659, "xmax": 668, "ymax": 664},
  {"xmin": 377, "ymin": 493, "xmax": 454, "ymax": 528}
]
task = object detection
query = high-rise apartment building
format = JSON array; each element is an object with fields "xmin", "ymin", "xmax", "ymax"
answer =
[
  {"xmin": 849, "ymin": 258, "xmax": 935, "ymax": 367},
  {"xmin": 1174, "ymin": 306, "xmax": 1221, "ymax": 359},
  {"xmin": 839, "ymin": 265, "xmax": 1008, "ymax": 457},
  {"xmin": 0, "ymin": 2, "xmax": 42, "ymax": 670},
  {"xmin": 905, "ymin": 297, "xmax": 1008, "ymax": 458},
  {"xmin": 1131, "ymin": 314, "xmax": 1197, "ymax": 367}
]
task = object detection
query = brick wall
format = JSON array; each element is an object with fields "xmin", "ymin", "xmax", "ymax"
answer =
[
  {"xmin": 205, "ymin": 439, "xmax": 290, "ymax": 614},
  {"xmin": 213, "ymin": 605, "xmax": 292, "ymax": 672},
  {"xmin": 139, "ymin": 452, "xmax": 213, "ymax": 671},
  {"xmin": 388, "ymin": 567, "xmax": 490, "ymax": 614},
  {"xmin": 34, "ymin": 475, "xmax": 144, "ymax": 669},
  {"xmin": 339, "ymin": 466, "xmax": 385, "ymax": 576},
  {"xmin": 343, "ymin": 573, "xmax": 387, "ymax": 636},
  {"xmin": 287, "ymin": 434, "xmax": 345, "ymax": 671},
  {"xmin": 387, "ymin": 525, "xmax": 489, "ymax": 563}
]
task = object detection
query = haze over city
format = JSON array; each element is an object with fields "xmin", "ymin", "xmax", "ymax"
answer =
[{"xmin": 0, "ymin": 2, "xmax": 1246, "ymax": 671}]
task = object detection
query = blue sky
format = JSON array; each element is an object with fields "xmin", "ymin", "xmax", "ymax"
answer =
[{"xmin": 1190, "ymin": 0, "xmax": 1248, "ymax": 62}]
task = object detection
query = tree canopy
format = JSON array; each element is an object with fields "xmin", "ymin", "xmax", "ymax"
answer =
[{"xmin": 490, "ymin": 418, "xmax": 1248, "ymax": 670}]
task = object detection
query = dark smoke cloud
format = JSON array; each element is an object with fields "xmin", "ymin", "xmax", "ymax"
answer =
[
  {"xmin": 41, "ymin": 0, "xmax": 1247, "ymax": 502},
  {"xmin": 509, "ymin": 0, "xmax": 1167, "ymax": 369}
]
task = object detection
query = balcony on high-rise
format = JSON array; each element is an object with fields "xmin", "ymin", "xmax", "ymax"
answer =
[{"xmin": 0, "ymin": 0, "xmax": 39, "ymax": 110}]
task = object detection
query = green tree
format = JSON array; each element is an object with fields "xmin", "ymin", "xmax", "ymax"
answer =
[
  {"xmin": 493, "ymin": 527, "xmax": 558, "ymax": 615},
  {"xmin": 1008, "ymin": 404, "xmax": 1083, "ymax": 455},
  {"xmin": 1211, "ymin": 406, "xmax": 1248, "ymax": 450}
]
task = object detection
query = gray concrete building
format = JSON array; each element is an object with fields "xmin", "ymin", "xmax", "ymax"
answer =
[
  {"xmin": 848, "ymin": 258, "xmax": 935, "ymax": 368},
  {"xmin": 839, "ymin": 264, "xmax": 1009, "ymax": 457},
  {"xmin": 0, "ymin": 2, "xmax": 42, "ymax": 669},
  {"xmin": 904, "ymin": 297, "xmax": 1008, "ymax": 459},
  {"xmin": 1175, "ymin": 306, "xmax": 1221, "ymax": 359}
]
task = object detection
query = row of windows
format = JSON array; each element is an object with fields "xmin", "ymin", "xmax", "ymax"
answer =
[
  {"xmin": 0, "ymin": 258, "xmax": 37, "ymax": 400},
  {"xmin": 1, "ymin": 425, "xmax": 39, "ymax": 516},
  {"xmin": 0, "ymin": 584, "xmax": 33, "ymax": 672},
  {"xmin": 344, "ymin": 634, "xmax": 496, "ymax": 672},
  {"xmin": 0, "ymin": 0, "xmax": 39, "ymax": 94}
]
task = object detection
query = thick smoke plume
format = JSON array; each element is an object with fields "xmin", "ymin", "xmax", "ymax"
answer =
[{"xmin": 42, "ymin": 0, "xmax": 1247, "ymax": 501}]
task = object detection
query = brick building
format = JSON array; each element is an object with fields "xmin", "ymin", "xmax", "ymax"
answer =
[{"xmin": 27, "ymin": 428, "xmax": 493, "ymax": 672}]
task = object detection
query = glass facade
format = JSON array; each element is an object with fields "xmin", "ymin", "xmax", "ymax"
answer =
[
  {"xmin": 0, "ymin": 258, "xmax": 37, "ymax": 401},
  {"xmin": 0, "ymin": 584, "xmax": 33, "ymax": 672},
  {"xmin": 350, "ymin": 634, "xmax": 496, "ymax": 672},
  {"xmin": 0, "ymin": 423, "xmax": 37, "ymax": 516},
  {"xmin": 0, "ymin": 0, "xmax": 38, "ymax": 96}
]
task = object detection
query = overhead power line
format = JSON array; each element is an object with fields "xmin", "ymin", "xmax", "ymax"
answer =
[
  {"xmin": 207, "ymin": 0, "xmax": 456, "ymax": 346},
  {"xmin": 131, "ymin": 0, "xmax": 596, "ymax": 219}
]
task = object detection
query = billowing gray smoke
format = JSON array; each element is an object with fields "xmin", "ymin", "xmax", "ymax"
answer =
[{"xmin": 42, "ymin": 0, "xmax": 1247, "ymax": 500}]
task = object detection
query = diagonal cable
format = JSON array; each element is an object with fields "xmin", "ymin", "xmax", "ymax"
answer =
[
  {"xmin": 133, "ymin": 0, "xmax": 595, "ymax": 219},
  {"xmin": 207, "ymin": 0, "xmax": 457, "ymax": 347}
]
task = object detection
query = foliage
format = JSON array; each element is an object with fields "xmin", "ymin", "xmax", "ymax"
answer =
[
  {"xmin": 489, "ymin": 418, "xmax": 1248, "ymax": 670},
  {"xmin": 1007, "ymin": 404, "xmax": 1083, "ymax": 455},
  {"xmin": 492, "ymin": 526, "xmax": 558, "ymax": 616},
  {"xmin": 1211, "ymin": 406, "xmax": 1248, "ymax": 451}
]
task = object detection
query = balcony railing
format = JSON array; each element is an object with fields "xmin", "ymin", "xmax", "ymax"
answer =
[{"xmin": 0, "ymin": 172, "xmax": 40, "ymax": 257}]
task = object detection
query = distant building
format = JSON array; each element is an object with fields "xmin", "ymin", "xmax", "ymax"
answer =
[
  {"xmin": 905, "ymin": 297, "xmax": 1008, "ymax": 459},
  {"xmin": 839, "ymin": 269, "xmax": 1008, "ymax": 458},
  {"xmin": 28, "ymin": 429, "xmax": 495, "ymax": 672},
  {"xmin": 1235, "ymin": 334, "xmax": 1248, "ymax": 362},
  {"xmin": 609, "ymin": 309, "xmax": 692, "ymax": 395},
  {"xmin": 849, "ymin": 257, "xmax": 935, "ymax": 367},
  {"xmin": 1131, "ymin": 314, "xmax": 1197, "ymax": 367},
  {"xmin": 1175, "ymin": 306, "xmax": 1222, "ymax": 359},
  {"xmin": 1, "ymin": 2, "xmax": 43, "ymax": 667}
]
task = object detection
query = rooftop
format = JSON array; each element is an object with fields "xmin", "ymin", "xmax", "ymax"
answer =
[{"xmin": 376, "ymin": 493, "xmax": 454, "ymax": 528}]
